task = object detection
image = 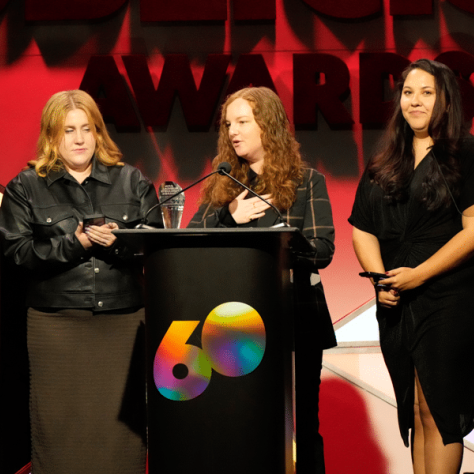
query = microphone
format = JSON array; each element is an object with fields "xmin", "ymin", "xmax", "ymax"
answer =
[
  {"xmin": 136, "ymin": 162, "xmax": 232, "ymax": 228},
  {"xmin": 218, "ymin": 164, "xmax": 289, "ymax": 227}
]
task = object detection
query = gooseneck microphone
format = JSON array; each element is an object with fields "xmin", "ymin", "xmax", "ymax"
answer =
[
  {"xmin": 136, "ymin": 162, "xmax": 232, "ymax": 228},
  {"xmin": 218, "ymin": 163, "xmax": 289, "ymax": 227}
]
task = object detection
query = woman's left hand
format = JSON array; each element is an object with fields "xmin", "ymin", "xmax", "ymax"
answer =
[
  {"xmin": 383, "ymin": 267, "xmax": 425, "ymax": 292},
  {"xmin": 85, "ymin": 222, "xmax": 118, "ymax": 247}
]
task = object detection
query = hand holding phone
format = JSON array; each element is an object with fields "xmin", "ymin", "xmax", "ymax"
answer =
[
  {"xmin": 359, "ymin": 271, "xmax": 390, "ymax": 288},
  {"xmin": 83, "ymin": 214, "xmax": 106, "ymax": 230}
]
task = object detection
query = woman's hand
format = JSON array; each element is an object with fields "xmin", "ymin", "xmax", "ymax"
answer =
[
  {"xmin": 228, "ymin": 190, "xmax": 273, "ymax": 224},
  {"xmin": 75, "ymin": 222, "xmax": 93, "ymax": 249},
  {"xmin": 383, "ymin": 267, "xmax": 425, "ymax": 292},
  {"xmin": 377, "ymin": 287, "xmax": 400, "ymax": 308},
  {"xmin": 85, "ymin": 222, "xmax": 119, "ymax": 247}
]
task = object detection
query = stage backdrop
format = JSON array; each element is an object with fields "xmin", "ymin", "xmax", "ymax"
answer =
[{"xmin": 0, "ymin": 0, "xmax": 474, "ymax": 321}]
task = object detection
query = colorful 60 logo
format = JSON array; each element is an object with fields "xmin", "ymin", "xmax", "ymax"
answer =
[{"xmin": 153, "ymin": 302, "xmax": 266, "ymax": 401}]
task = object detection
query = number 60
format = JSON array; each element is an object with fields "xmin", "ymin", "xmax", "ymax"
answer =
[{"xmin": 153, "ymin": 302, "xmax": 266, "ymax": 401}]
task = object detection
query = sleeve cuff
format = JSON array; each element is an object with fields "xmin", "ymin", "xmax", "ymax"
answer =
[{"xmin": 218, "ymin": 206, "xmax": 237, "ymax": 227}]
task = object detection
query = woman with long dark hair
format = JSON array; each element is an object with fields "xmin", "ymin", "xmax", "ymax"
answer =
[
  {"xmin": 189, "ymin": 86, "xmax": 336, "ymax": 473},
  {"xmin": 350, "ymin": 59, "xmax": 474, "ymax": 473}
]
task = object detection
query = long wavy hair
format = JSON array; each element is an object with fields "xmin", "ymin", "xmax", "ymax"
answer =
[
  {"xmin": 368, "ymin": 59, "xmax": 466, "ymax": 210},
  {"xmin": 199, "ymin": 87, "xmax": 304, "ymax": 210},
  {"xmin": 34, "ymin": 90, "xmax": 122, "ymax": 177}
]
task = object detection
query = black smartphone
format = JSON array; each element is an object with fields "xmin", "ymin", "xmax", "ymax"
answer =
[
  {"xmin": 83, "ymin": 214, "xmax": 106, "ymax": 229},
  {"xmin": 359, "ymin": 271, "xmax": 388, "ymax": 280},
  {"xmin": 359, "ymin": 271, "xmax": 390, "ymax": 288}
]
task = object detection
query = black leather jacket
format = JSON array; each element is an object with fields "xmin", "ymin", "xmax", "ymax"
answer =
[{"xmin": 0, "ymin": 159, "xmax": 162, "ymax": 311}]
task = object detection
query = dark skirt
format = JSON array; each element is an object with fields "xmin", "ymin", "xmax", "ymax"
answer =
[{"xmin": 27, "ymin": 307, "xmax": 147, "ymax": 474}]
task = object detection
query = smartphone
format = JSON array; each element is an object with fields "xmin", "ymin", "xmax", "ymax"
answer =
[
  {"xmin": 359, "ymin": 271, "xmax": 388, "ymax": 280},
  {"xmin": 359, "ymin": 271, "xmax": 390, "ymax": 288},
  {"xmin": 83, "ymin": 214, "xmax": 106, "ymax": 229}
]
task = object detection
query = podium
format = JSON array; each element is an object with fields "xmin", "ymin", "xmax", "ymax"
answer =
[{"xmin": 116, "ymin": 227, "xmax": 312, "ymax": 474}]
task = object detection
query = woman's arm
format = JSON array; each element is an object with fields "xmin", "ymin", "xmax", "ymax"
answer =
[
  {"xmin": 188, "ymin": 202, "xmax": 234, "ymax": 228},
  {"xmin": 352, "ymin": 227, "xmax": 385, "ymax": 273},
  {"xmin": 291, "ymin": 169, "xmax": 335, "ymax": 270},
  {"xmin": 383, "ymin": 204, "xmax": 474, "ymax": 291},
  {"xmin": 0, "ymin": 178, "xmax": 88, "ymax": 270},
  {"xmin": 352, "ymin": 227, "xmax": 400, "ymax": 307}
]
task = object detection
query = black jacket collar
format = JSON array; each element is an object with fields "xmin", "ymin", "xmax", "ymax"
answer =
[{"xmin": 46, "ymin": 157, "xmax": 112, "ymax": 187}]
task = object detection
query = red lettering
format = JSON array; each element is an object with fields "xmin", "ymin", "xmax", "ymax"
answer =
[
  {"xmin": 234, "ymin": 0, "xmax": 275, "ymax": 21},
  {"xmin": 140, "ymin": 0, "xmax": 275, "ymax": 22},
  {"xmin": 390, "ymin": 0, "xmax": 432, "ymax": 15},
  {"xmin": 0, "ymin": 0, "xmax": 9, "ymax": 13},
  {"xmin": 436, "ymin": 51, "xmax": 474, "ymax": 121},
  {"xmin": 359, "ymin": 52, "xmax": 409, "ymax": 127},
  {"xmin": 446, "ymin": 0, "xmax": 474, "ymax": 15},
  {"xmin": 300, "ymin": 0, "xmax": 380, "ymax": 19},
  {"xmin": 122, "ymin": 54, "xmax": 231, "ymax": 131},
  {"xmin": 80, "ymin": 56, "xmax": 141, "ymax": 132},
  {"xmin": 25, "ymin": 0, "xmax": 127, "ymax": 21},
  {"xmin": 140, "ymin": 0, "xmax": 227, "ymax": 22},
  {"xmin": 293, "ymin": 53, "xmax": 353, "ymax": 129},
  {"xmin": 22, "ymin": 0, "xmax": 473, "ymax": 22},
  {"xmin": 226, "ymin": 55, "xmax": 276, "ymax": 97}
]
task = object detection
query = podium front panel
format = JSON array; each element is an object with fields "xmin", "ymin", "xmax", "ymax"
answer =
[{"xmin": 144, "ymin": 235, "xmax": 294, "ymax": 474}]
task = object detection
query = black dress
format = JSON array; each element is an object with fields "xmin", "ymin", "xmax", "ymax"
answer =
[{"xmin": 349, "ymin": 140, "xmax": 474, "ymax": 446}]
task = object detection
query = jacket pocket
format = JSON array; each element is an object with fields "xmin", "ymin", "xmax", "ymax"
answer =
[
  {"xmin": 31, "ymin": 206, "xmax": 77, "ymax": 238},
  {"xmin": 101, "ymin": 203, "xmax": 142, "ymax": 227}
]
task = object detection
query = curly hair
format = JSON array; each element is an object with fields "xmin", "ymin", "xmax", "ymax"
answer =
[
  {"xmin": 368, "ymin": 59, "xmax": 466, "ymax": 210},
  {"xmin": 34, "ymin": 90, "xmax": 122, "ymax": 177},
  {"xmin": 199, "ymin": 87, "xmax": 304, "ymax": 210}
]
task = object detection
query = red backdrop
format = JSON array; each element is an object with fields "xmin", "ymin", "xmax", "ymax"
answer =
[{"xmin": 1, "ymin": 0, "xmax": 474, "ymax": 321}]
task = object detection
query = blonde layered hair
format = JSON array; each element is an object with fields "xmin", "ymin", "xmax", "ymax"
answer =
[
  {"xmin": 34, "ymin": 90, "xmax": 122, "ymax": 177},
  {"xmin": 200, "ymin": 87, "xmax": 304, "ymax": 210}
]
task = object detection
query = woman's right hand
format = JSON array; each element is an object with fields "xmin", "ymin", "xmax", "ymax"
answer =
[
  {"xmin": 377, "ymin": 287, "xmax": 400, "ymax": 308},
  {"xmin": 228, "ymin": 189, "xmax": 272, "ymax": 224},
  {"xmin": 75, "ymin": 222, "xmax": 93, "ymax": 249}
]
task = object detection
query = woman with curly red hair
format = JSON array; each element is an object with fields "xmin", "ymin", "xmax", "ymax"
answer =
[{"xmin": 189, "ymin": 86, "xmax": 336, "ymax": 473}]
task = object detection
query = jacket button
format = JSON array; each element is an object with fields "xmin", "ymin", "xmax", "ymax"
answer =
[
  {"xmin": 94, "ymin": 268, "xmax": 100, "ymax": 273},
  {"xmin": 123, "ymin": 214, "xmax": 128, "ymax": 221},
  {"xmin": 46, "ymin": 217, "xmax": 52, "ymax": 223},
  {"xmin": 98, "ymin": 301, "xmax": 103, "ymax": 307}
]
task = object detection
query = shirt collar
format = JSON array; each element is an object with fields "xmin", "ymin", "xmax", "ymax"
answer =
[
  {"xmin": 46, "ymin": 156, "xmax": 112, "ymax": 186},
  {"xmin": 248, "ymin": 167, "xmax": 259, "ymax": 185}
]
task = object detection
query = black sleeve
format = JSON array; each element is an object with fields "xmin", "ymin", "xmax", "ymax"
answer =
[
  {"xmin": 348, "ymin": 171, "xmax": 378, "ymax": 235},
  {"xmin": 187, "ymin": 202, "xmax": 237, "ymax": 228},
  {"xmin": 290, "ymin": 169, "xmax": 335, "ymax": 271},
  {"xmin": 0, "ymin": 175, "xmax": 88, "ymax": 271},
  {"xmin": 458, "ymin": 138, "xmax": 474, "ymax": 212}
]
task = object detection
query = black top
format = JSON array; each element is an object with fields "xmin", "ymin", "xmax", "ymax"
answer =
[
  {"xmin": 349, "ymin": 137, "xmax": 474, "ymax": 446},
  {"xmin": 189, "ymin": 167, "xmax": 337, "ymax": 350}
]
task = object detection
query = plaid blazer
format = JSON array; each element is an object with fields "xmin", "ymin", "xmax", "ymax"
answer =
[{"xmin": 188, "ymin": 168, "xmax": 336, "ymax": 349}]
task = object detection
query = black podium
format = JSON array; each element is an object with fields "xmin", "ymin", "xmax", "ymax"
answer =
[{"xmin": 116, "ymin": 228, "xmax": 311, "ymax": 474}]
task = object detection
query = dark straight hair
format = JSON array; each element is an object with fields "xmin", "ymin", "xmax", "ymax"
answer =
[{"xmin": 367, "ymin": 59, "xmax": 467, "ymax": 210}]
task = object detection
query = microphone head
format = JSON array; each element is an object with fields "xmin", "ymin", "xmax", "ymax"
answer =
[{"xmin": 217, "ymin": 162, "xmax": 232, "ymax": 174}]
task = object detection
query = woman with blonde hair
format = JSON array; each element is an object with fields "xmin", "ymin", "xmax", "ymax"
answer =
[
  {"xmin": 189, "ymin": 86, "xmax": 336, "ymax": 473},
  {"xmin": 0, "ymin": 90, "xmax": 162, "ymax": 474}
]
